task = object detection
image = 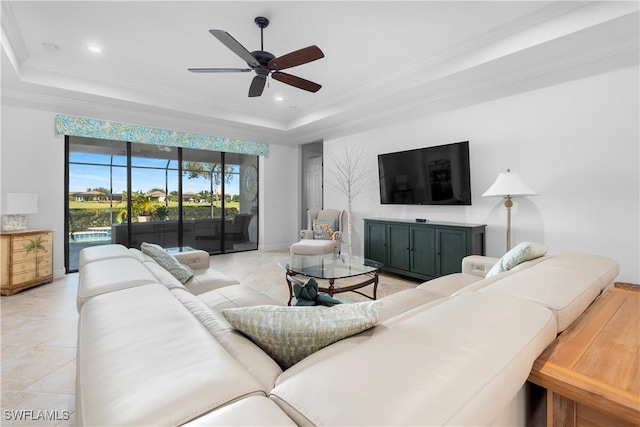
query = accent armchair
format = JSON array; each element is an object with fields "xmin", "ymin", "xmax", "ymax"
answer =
[{"xmin": 290, "ymin": 209, "xmax": 344, "ymax": 255}]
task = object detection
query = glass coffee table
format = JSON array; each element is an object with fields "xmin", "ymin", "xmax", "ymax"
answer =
[{"xmin": 279, "ymin": 254, "xmax": 383, "ymax": 305}]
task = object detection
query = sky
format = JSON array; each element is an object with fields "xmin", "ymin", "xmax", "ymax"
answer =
[{"xmin": 69, "ymin": 153, "xmax": 241, "ymax": 195}]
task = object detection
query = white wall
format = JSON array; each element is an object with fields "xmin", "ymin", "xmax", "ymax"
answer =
[
  {"xmin": 1, "ymin": 107, "xmax": 66, "ymax": 277},
  {"xmin": 0, "ymin": 104, "xmax": 300, "ymax": 274},
  {"xmin": 259, "ymin": 143, "xmax": 300, "ymax": 250},
  {"xmin": 324, "ymin": 66, "xmax": 639, "ymax": 283}
]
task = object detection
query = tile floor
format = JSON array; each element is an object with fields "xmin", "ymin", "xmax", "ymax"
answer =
[{"xmin": 1, "ymin": 249, "xmax": 419, "ymax": 426}]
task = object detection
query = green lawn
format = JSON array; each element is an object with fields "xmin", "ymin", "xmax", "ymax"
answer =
[{"xmin": 69, "ymin": 200, "xmax": 240, "ymax": 210}]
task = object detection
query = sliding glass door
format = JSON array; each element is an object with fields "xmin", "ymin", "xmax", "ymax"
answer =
[{"xmin": 66, "ymin": 136, "xmax": 258, "ymax": 272}]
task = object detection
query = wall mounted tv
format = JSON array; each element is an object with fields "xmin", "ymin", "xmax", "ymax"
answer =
[{"xmin": 378, "ymin": 141, "xmax": 472, "ymax": 205}]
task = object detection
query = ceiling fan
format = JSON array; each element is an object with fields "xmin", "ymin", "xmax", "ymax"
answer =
[{"xmin": 188, "ymin": 17, "xmax": 324, "ymax": 97}]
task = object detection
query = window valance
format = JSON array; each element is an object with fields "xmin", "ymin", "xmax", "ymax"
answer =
[{"xmin": 55, "ymin": 115, "xmax": 269, "ymax": 157}]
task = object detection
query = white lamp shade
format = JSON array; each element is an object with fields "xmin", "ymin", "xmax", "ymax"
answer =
[
  {"xmin": 1, "ymin": 193, "xmax": 38, "ymax": 214},
  {"xmin": 482, "ymin": 170, "xmax": 537, "ymax": 197}
]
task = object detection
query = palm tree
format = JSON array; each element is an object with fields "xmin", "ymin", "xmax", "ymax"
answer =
[{"xmin": 25, "ymin": 235, "xmax": 47, "ymax": 277}]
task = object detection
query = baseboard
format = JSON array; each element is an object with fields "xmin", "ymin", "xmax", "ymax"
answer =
[
  {"xmin": 54, "ymin": 268, "xmax": 66, "ymax": 279},
  {"xmin": 614, "ymin": 282, "xmax": 640, "ymax": 292},
  {"xmin": 258, "ymin": 243, "xmax": 292, "ymax": 252}
]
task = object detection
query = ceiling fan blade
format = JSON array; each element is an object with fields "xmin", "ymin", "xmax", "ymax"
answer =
[
  {"xmin": 248, "ymin": 76, "xmax": 267, "ymax": 97},
  {"xmin": 272, "ymin": 72, "xmax": 322, "ymax": 93},
  {"xmin": 188, "ymin": 68, "xmax": 252, "ymax": 73},
  {"xmin": 268, "ymin": 45, "xmax": 324, "ymax": 71},
  {"xmin": 209, "ymin": 29, "xmax": 260, "ymax": 67}
]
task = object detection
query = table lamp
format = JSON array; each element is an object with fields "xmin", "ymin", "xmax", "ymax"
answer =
[
  {"xmin": 1, "ymin": 193, "xmax": 38, "ymax": 231},
  {"xmin": 482, "ymin": 170, "xmax": 536, "ymax": 251}
]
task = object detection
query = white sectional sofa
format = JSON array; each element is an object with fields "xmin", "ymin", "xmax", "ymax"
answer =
[
  {"xmin": 75, "ymin": 245, "xmax": 619, "ymax": 426},
  {"xmin": 76, "ymin": 244, "xmax": 239, "ymax": 310}
]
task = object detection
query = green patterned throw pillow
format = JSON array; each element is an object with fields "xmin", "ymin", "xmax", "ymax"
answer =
[
  {"xmin": 222, "ymin": 301, "xmax": 383, "ymax": 369},
  {"xmin": 486, "ymin": 241, "xmax": 548, "ymax": 278},
  {"xmin": 141, "ymin": 242, "xmax": 194, "ymax": 284},
  {"xmin": 312, "ymin": 219, "xmax": 336, "ymax": 240}
]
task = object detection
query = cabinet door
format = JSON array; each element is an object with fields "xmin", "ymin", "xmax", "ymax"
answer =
[
  {"xmin": 365, "ymin": 222, "xmax": 387, "ymax": 264},
  {"xmin": 410, "ymin": 226, "xmax": 436, "ymax": 277},
  {"xmin": 437, "ymin": 228, "xmax": 467, "ymax": 276},
  {"xmin": 387, "ymin": 224, "xmax": 410, "ymax": 271}
]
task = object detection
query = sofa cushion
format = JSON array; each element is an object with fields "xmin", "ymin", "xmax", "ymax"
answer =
[
  {"xmin": 172, "ymin": 287, "xmax": 283, "ymax": 391},
  {"xmin": 141, "ymin": 242, "xmax": 194, "ymax": 284},
  {"xmin": 76, "ymin": 284, "xmax": 265, "ymax": 426},
  {"xmin": 417, "ymin": 272, "xmax": 484, "ymax": 297},
  {"xmin": 222, "ymin": 301, "xmax": 383, "ymax": 369},
  {"xmin": 78, "ymin": 244, "xmax": 135, "ymax": 269},
  {"xmin": 182, "ymin": 396, "xmax": 297, "ymax": 427},
  {"xmin": 269, "ymin": 292, "xmax": 556, "ymax": 426},
  {"xmin": 77, "ymin": 257, "xmax": 158, "ymax": 310},
  {"xmin": 478, "ymin": 253, "xmax": 619, "ymax": 332},
  {"xmin": 184, "ymin": 268, "xmax": 240, "ymax": 295},
  {"xmin": 198, "ymin": 284, "xmax": 284, "ymax": 310},
  {"xmin": 486, "ymin": 242, "xmax": 548, "ymax": 277}
]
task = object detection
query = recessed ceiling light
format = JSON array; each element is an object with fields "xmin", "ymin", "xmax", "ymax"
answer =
[
  {"xmin": 275, "ymin": 96, "xmax": 284, "ymax": 101},
  {"xmin": 87, "ymin": 45, "xmax": 103, "ymax": 54},
  {"xmin": 42, "ymin": 42, "xmax": 58, "ymax": 51}
]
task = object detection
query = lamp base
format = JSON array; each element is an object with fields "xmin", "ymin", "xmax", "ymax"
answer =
[{"xmin": 1, "ymin": 215, "xmax": 28, "ymax": 231}]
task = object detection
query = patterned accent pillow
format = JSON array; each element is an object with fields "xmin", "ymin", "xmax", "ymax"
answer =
[
  {"xmin": 486, "ymin": 242, "xmax": 548, "ymax": 278},
  {"xmin": 222, "ymin": 301, "xmax": 383, "ymax": 369},
  {"xmin": 140, "ymin": 242, "xmax": 194, "ymax": 284},
  {"xmin": 312, "ymin": 219, "xmax": 335, "ymax": 240}
]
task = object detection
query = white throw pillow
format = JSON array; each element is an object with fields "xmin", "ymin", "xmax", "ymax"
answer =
[
  {"xmin": 141, "ymin": 242, "xmax": 194, "ymax": 284},
  {"xmin": 486, "ymin": 242, "xmax": 548, "ymax": 278}
]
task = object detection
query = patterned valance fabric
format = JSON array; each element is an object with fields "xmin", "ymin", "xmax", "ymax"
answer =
[{"xmin": 55, "ymin": 115, "xmax": 269, "ymax": 156}]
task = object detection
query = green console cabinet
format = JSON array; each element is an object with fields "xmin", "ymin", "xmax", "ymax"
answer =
[{"xmin": 364, "ymin": 219, "xmax": 486, "ymax": 281}]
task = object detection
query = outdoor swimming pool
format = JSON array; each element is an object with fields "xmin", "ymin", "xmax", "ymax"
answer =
[{"xmin": 68, "ymin": 228, "xmax": 113, "ymax": 271}]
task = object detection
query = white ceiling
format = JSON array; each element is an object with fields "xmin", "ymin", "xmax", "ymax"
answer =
[{"xmin": 2, "ymin": 1, "xmax": 638, "ymax": 145}]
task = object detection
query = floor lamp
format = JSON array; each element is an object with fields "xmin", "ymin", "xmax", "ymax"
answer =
[{"xmin": 482, "ymin": 169, "xmax": 537, "ymax": 252}]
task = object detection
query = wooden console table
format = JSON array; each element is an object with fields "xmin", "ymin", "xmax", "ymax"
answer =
[{"xmin": 528, "ymin": 287, "xmax": 639, "ymax": 426}]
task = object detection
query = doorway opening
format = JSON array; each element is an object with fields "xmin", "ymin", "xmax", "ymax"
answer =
[{"xmin": 301, "ymin": 141, "xmax": 323, "ymax": 229}]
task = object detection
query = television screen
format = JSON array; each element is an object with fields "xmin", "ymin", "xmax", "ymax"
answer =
[{"xmin": 378, "ymin": 141, "xmax": 471, "ymax": 205}]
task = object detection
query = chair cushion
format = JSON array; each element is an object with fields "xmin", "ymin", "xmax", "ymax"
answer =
[{"xmin": 290, "ymin": 239, "xmax": 335, "ymax": 255}]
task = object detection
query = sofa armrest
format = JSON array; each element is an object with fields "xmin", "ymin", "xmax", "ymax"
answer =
[
  {"xmin": 173, "ymin": 250, "xmax": 210, "ymax": 270},
  {"xmin": 462, "ymin": 256, "xmax": 500, "ymax": 278},
  {"xmin": 300, "ymin": 229, "xmax": 313, "ymax": 239}
]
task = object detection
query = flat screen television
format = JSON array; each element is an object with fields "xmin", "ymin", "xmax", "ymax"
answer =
[{"xmin": 378, "ymin": 141, "xmax": 472, "ymax": 205}]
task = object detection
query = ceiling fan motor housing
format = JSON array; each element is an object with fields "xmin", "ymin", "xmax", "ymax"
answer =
[{"xmin": 250, "ymin": 50, "xmax": 275, "ymax": 76}]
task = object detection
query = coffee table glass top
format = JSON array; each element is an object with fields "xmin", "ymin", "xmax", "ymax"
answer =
[{"xmin": 279, "ymin": 254, "xmax": 383, "ymax": 280}]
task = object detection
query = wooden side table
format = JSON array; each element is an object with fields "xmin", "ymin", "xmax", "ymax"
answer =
[
  {"xmin": 528, "ymin": 287, "xmax": 640, "ymax": 426},
  {"xmin": 1, "ymin": 229, "xmax": 54, "ymax": 295}
]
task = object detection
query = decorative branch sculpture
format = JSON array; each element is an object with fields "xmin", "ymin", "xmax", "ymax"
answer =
[{"xmin": 328, "ymin": 144, "xmax": 371, "ymax": 257}]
